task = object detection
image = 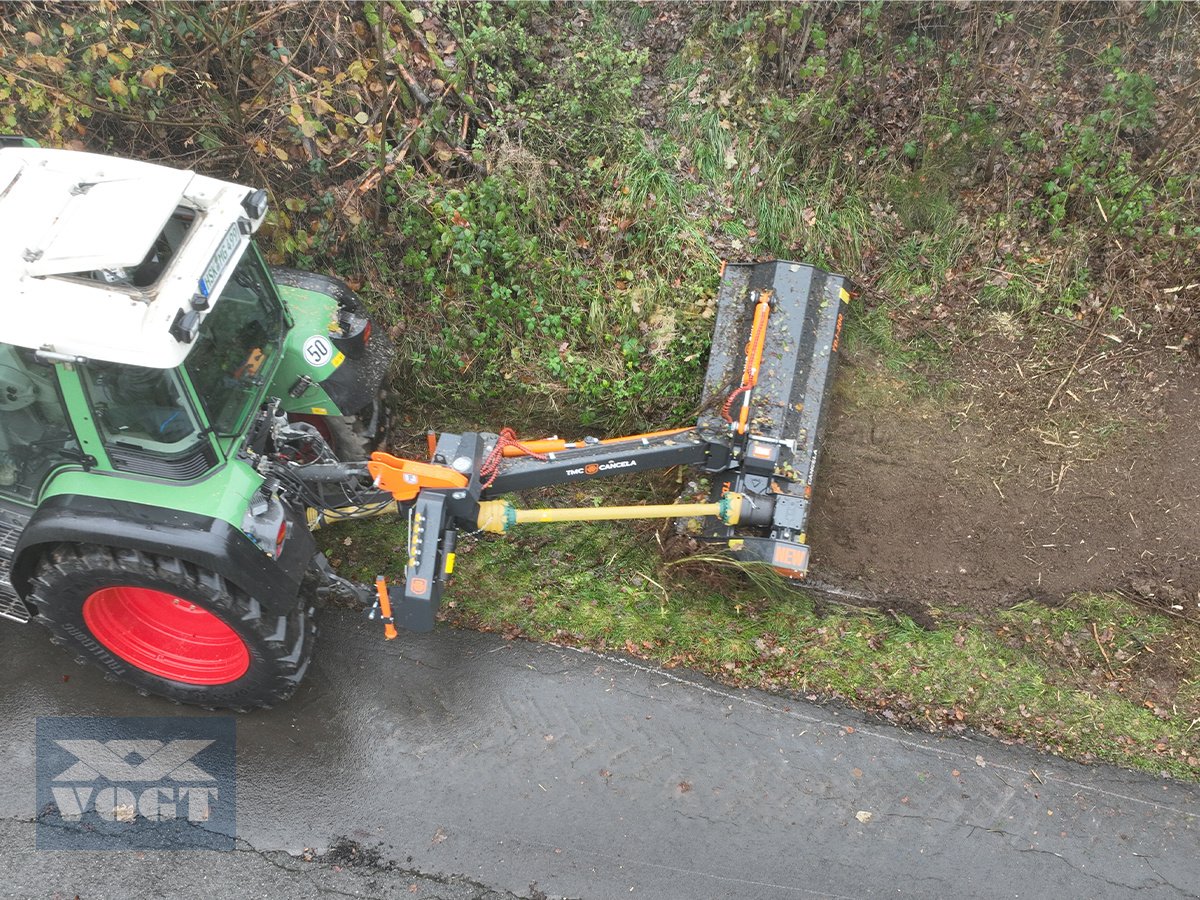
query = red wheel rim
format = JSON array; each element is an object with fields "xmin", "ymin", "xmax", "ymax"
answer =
[{"xmin": 82, "ymin": 587, "xmax": 250, "ymax": 685}]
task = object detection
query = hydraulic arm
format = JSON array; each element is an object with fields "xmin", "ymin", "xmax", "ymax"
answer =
[{"xmin": 357, "ymin": 260, "xmax": 853, "ymax": 633}]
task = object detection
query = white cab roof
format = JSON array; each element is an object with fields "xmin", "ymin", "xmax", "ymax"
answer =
[{"xmin": 0, "ymin": 147, "xmax": 265, "ymax": 368}]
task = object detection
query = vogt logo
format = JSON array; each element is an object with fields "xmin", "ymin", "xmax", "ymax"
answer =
[
  {"xmin": 36, "ymin": 717, "xmax": 235, "ymax": 850},
  {"xmin": 52, "ymin": 739, "xmax": 218, "ymax": 822}
]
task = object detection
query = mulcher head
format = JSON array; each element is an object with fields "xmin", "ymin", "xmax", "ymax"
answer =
[{"xmin": 695, "ymin": 260, "xmax": 853, "ymax": 578}]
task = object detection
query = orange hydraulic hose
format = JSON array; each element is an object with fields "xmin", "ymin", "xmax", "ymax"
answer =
[
  {"xmin": 375, "ymin": 576, "xmax": 398, "ymax": 640},
  {"xmin": 500, "ymin": 427, "xmax": 693, "ymax": 458},
  {"xmin": 736, "ymin": 290, "xmax": 772, "ymax": 434}
]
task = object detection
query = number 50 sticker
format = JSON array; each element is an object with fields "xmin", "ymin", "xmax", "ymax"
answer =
[{"xmin": 303, "ymin": 335, "xmax": 339, "ymax": 368}]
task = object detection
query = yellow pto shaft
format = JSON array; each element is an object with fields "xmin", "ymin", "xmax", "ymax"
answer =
[
  {"xmin": 476, "ymin": 493, "xmax": 756, "ymax": 534},
  {"xmin": 306, "ymin": 500, "xmax": 399, "ymax": 531}
]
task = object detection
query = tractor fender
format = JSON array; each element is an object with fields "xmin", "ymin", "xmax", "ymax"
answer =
[
  {"xmin": 270, "ymin": 267, "xmax": 365, "ymax": 313},
  {"xmin": 269, "ymin": 267, "xmax": 394, "ymax": 417},
  {"xmin": 11, "ymin": 494, "xmax": 316, "ymax": 615}
]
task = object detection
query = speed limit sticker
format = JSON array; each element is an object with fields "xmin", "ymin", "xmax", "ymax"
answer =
[{"xmin": 303, "ymin": 335, "xmax": 334, "ymax": 367}]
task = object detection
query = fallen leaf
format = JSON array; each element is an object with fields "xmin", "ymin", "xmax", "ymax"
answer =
[
  {"xmin": 975, "ymin": 755, "xmax": 987, "ymax": 768},
  {"xmin": 855, "ymin": 810, "xmax": 873, "ymax": 824},
  {"xmin": 431, "ymin": 826, "xmax": 447, "ymax": 845}
]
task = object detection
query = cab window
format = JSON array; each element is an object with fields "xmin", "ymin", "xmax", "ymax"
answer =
[
  {"xmin": 0, "ymin": 346, "xmax": 82, "ymax": 501},
  {"xmin": 80, "ymin": 362, "xmax": 215, "ymax": 479}
]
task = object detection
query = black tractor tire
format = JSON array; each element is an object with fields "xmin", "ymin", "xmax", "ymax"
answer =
[
  {"xmin": 289, "ymin": 398, "xmax": 386, "ymax": 463},
  {"xmin": 325, "ymin": 413, "xmax": 372, "ymax": 462},
  {"xmin": 28, "ymin": 544, "xmax": 315, "ymax": 711}
]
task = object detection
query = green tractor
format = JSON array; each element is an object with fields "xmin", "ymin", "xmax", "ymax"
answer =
[{"xmin": 0, "ymin": 138, "xmax": 393, "ymax": 709}]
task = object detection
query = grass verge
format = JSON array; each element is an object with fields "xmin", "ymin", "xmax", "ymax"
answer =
[{"xmin": 323, "ymin": 512, "xmax": 1200, "ymax": 781}]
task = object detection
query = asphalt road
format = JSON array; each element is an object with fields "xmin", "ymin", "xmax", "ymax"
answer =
[{"xmin": 2, "ymin": 610, "xmax": 1197, "ymax": 899}]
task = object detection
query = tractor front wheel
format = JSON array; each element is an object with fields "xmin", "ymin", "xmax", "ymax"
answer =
[{"xmin": 29, "ymin": 544, "xmax": 314, "ymax": 710}]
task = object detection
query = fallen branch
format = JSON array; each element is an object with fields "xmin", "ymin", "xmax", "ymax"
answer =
[{"xmin": 396, "ymin": 63, "xmax": 431, "ymax": 109}]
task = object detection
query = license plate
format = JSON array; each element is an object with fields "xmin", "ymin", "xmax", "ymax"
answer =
[{"xmin": 199, "ymin": 224, "xmax": 242, "ymax": 297}]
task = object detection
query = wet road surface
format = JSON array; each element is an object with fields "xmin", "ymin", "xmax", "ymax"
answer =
[{"xmin": 2, "ymin": 610, "xmax": 1198, "ymax": 898}]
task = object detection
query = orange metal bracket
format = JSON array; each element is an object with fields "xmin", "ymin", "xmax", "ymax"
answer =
[
  {"xmin": 367, "ymin": 452, "xmax": 468, "ymax": 502},
  {"xmin": 736, "ymin": 290, "xmax": 772, "ymax": 434}
]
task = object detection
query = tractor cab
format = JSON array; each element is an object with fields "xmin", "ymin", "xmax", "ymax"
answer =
[
  {"xmin": 0, "ymin": 145, "xmax": 388, "ymax": 493},
  {"xmin": 0, "ymin": 142, "xmax": 392, "ymax": 708}
]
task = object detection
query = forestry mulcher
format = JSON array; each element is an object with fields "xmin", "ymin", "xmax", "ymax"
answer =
[{"xmin": 0, "ymin": 138, "xmax": 852, "ymax": 709}]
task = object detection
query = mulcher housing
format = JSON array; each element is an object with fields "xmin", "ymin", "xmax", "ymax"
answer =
[{"xmin": 696, "ymin": 260, "xmax": 850, "ymax": 575}]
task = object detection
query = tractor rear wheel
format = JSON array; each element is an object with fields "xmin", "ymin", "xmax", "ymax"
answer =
[
  {"xmin": 29, "ymin": 544, "xmax": 314, "ymax": 710},
  {"xmin": 291, "ymin": 397, "xmax": 387, "ymax": 462}
]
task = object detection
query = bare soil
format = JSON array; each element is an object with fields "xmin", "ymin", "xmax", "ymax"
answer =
[{"xmin": 810, "ymin": 341, "xmax": 1200, "ymax": 620}]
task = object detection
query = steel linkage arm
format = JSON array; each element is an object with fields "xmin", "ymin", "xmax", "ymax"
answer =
[{"xmin": 366, "ymin": 428, "xmax": 733, "ymax": 632}]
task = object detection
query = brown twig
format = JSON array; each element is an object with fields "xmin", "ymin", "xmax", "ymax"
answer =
[
  {"xmin": 374, "ymin": 5, "xmax": 389, "ymax": 224},
  {"xmin": 1113, "ymin": 588, "xmax": 1200, "ymax": 625},
  {"xmin": 1045, "ymin": 306, "xmax": 1107, "ymax": 411},
  {"xmin": 1091, "ymin": 622, "xmax": 1117, "ymax": 680}
]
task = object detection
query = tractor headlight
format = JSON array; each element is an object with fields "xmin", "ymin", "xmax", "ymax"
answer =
[
  {"xmin": 242, "ymin": 189, "xmax": 268, "ymax": 220},
  {"xmin": 169, "ymin": 308, "xmax": 201, "ymax": 343},
  {"xmin": 242, "ymin": 492, "xmax": 290, "ymax": 559}
]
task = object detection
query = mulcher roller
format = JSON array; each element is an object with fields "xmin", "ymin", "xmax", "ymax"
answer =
[{"xmin": 695, "ymin": 260, "xmax": 853, "ymax": 577}]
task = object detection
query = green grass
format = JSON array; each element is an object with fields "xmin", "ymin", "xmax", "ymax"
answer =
[{"xmin": 325, "ymin": 513, "xmax": 1200, "ymax": 779}]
